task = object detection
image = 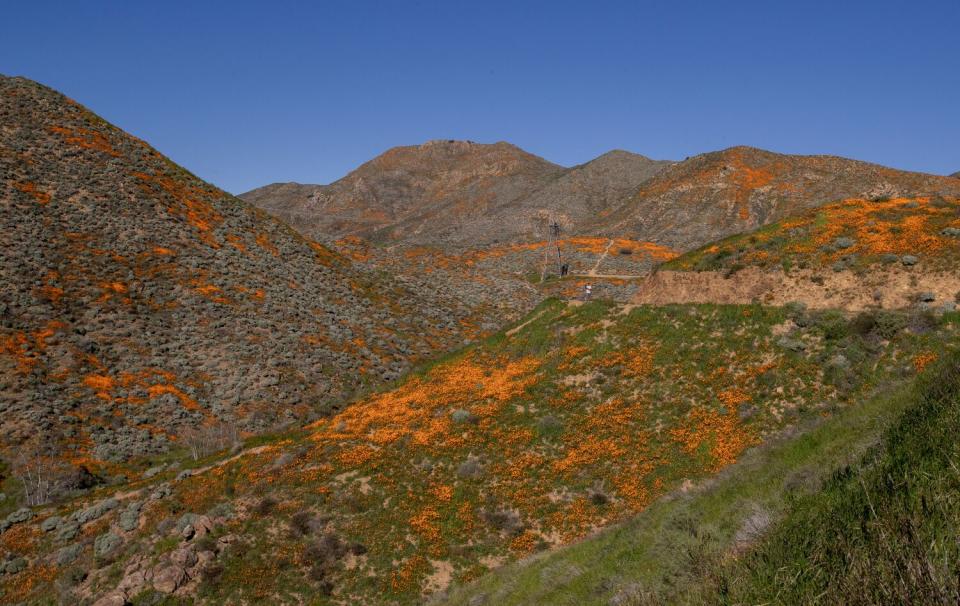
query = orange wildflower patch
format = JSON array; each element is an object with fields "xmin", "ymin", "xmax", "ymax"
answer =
[
  {"xmin": 49, "ymin": 125, "xmax": 120, "ymax": 156},
  {"xmin": 13, "ymin": 181, "xmax": 51, "ymax": 205},
  {"xmin": 509, "ymin": 530, "xmax": 538, "ymax": 553},
  {"xmin": 670, "ymin": 393, "xmax": 757, "ymax": 472},
  {"xmin": 554, "ymin": 437, "xmax": 626, "ymax": 472},
  {"xmin": 409, "ymin": 506, "xmax": 442, "ymax": 545},
  {"xmin": 599, "ymin": 343, "xmax": 656, "ymax": 376},
  {"xmin": 83, "ymin": 374, "xmax": 116, "ymax": 398},
  {"xmin": 914, "ymin": 352, "xmax": 937, "ymax": 373},
  {"xmin": 255, "ymin": 233, "xmax": 279, "ymax": 257},
  {"xmin": 1, "ymin": 322, "xmax": 64, "ymax": 374},
  {"xmin": 133, "ymin": 172, "xmax": 223, "ymax": 245},
  {"xmin": 147, "ymin": 384, "xmax": 201, "ymax": 410}
]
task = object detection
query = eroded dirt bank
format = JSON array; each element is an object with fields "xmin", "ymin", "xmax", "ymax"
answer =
[{"xmin": 633, "ymin": 266, "xmax": 960, "ymax": 310}]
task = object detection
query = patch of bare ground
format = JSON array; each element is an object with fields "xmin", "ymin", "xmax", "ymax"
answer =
[{"xmin": 634, "ymin": 266, "xmax": 960, "ymax": 310}]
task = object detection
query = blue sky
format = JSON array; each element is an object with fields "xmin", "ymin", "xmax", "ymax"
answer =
[{"xmin": 3, "ymin": 1, "xmax": 958, "ymax": 193}]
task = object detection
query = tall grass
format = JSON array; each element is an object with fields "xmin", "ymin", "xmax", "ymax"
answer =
[{"xmin": 713, "ymin": 350, "xmax": 960, "ymax": 605}]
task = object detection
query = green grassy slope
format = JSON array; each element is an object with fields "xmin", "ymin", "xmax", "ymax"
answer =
[
  {"xmin": 703, "ymin": 346, "xmax": 960, "ymax": 605},
  {"xmin": 3, "ymin": 300, "xmax": 955, "ymax": 605},
  {"xmin": 440, "ymin": 314, "xmax": 960, "ymax": 606}
]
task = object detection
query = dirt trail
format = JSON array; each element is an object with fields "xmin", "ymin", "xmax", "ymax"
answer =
[
  {"xmin": 633, "ymin": 267, "xmax": 960, "ymax": 311},
  {"xmin": 571, "ymin": 273, "xmax": 646, "ymax": 280},
  {"xmin": 587, "ymin": 239, "xmax": 615, "ymax": 276}
]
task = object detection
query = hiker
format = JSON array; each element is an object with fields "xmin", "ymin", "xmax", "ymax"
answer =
[
  {"xmin": 584, "ymin": 283, "xmax": 592, "ymax": 300},
  {"xmin": 561, "ymin": 263, "xmax": 569, "ymax": 277}
]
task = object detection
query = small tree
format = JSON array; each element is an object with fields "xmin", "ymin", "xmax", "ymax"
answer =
[
  {"xmin": 180, "ymin": 420, "xmax": 240, "ymax": 461},
  {"xmin": 12, "ymin": 446, "xmax": 67, "ymax": 506}
]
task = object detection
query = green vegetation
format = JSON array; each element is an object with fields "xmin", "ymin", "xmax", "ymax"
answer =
[
  {"xmin": 707, "ymin": 348, "xmax": 960, "ymax": 604},
  {"xmin": 441, "ymin": 317, "xmax": 960, "ymax": 606},
  {"xmin": 665, "ymin": 195, "xmax": 960, "ymax": 274}
]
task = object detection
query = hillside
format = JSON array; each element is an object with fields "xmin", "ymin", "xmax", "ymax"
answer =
[
  {"xmin": 0, "ymin": 76, "xmax": 514, "ymax": 477},
  {"xmin": 245, "ymin": 145, "xmax": 960, "ymax": 259},
  {"xmin": 951, "ymin": 170, "xmax": 960, "ymax": 178},
  {"xmin": 440, "ymin": 318, "xmax": 960, "ymax": 606},
  {"xmin": 640, "ymin": 195, "xmax": 960, "ymax": 310},
  {"xmin": 595, "ymin": 146, "xmax": 960, "ymax": 251},
  {"xmin": 3, "ymin": 295, "xmax": 955, "ymax": 604},
  {"xmin": 240, "ymin": 140, "xmax": 569, "ymax": 247}
]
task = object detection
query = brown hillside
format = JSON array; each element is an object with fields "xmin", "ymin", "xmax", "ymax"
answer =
[
  {"xmin": 0, "ymin": 76, "xmax": 501, "ymax": 471},
  {"xmin": 241, "ymin": 145, "xmax": 672, "ymax": 248},
  {"xmin": 241, "ymin": 140, "xmax": 566, "ymax": 245},
  {"xmin": 597, "ymin": 146, "xmax": 960, "ymax": 250}
]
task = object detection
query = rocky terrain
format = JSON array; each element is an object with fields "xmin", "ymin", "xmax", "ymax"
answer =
[
  {"xmin": 245, "ymin": 144, "xmax": 960, "ymax": 257},
  {"xmin": 3, "ymin": 74, "xmax": 960, "ymax": 606},
  {"xmin": 241, "ymin": 144, "xmax": 672, "ymax": 249},
  {"xmin": 2, "ymin": 296, "xmax": 955, "ymax": 605},
  {"xmin": 240, "ymin": 140, "xmax": 568, "ymax": 247},
  {"xmin": 643, "ymin": 195, "xmax": 960, "ymax": 310},
  {"xmin": 0, "ymin": 76, "xmax": 528, "ymax": 476},
  {"xmin": 591, "ymin": 146, "xmax": 960, "ymax": 251}
]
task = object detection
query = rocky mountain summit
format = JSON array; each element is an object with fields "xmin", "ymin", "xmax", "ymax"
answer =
[{"xmin": 0, "ymin": 76, "xmax": 511, "ymax": 470}]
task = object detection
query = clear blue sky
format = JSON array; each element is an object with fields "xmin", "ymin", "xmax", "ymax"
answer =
[{"xmin": 3, "ymin": 1, "xmax": 958, "ymax": 193}]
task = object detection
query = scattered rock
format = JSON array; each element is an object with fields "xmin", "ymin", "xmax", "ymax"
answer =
[
  {"xmin": 901, "ymin": 255, "xmax": 919, "ymax": 266},
  {"xmin": 170, "ymin": 545, "xmax": 198, "ymax": 568},
  {"xmin": 92, "ymin": 590, "xmax": 129, "ymax": 606},
  {"xmin": 152, "ymin": 564, "xmax": 188, "ymax": 594},
  {"xmin": 143, "ymin": 465, "xmax": 166, "ymax": 479}
]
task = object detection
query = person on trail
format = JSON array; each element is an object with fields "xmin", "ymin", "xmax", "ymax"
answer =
[{"xmin": 584, "ymin": 283, "xmax": 592, "ymax": 300}]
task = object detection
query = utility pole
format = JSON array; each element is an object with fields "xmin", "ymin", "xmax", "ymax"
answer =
[{"xmin": 551, "ymin": 221, "xmax": 563, "ymax": 276}]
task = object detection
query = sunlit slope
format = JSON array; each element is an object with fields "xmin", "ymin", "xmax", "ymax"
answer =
[
  {"xmin": 666, "ymin": 195, "xmax": 960, "ymax": 274},
  {"xmin": 6, "ymin": 299, "xmax": 954, "ymax": 604}
]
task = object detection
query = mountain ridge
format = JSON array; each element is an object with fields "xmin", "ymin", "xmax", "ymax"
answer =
[{"xmin": 243, "ymin": 142, "xmax": 960, "ymax": 254}]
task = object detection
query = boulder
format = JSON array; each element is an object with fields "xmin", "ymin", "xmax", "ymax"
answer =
[
  {"xmin": 92, "ymin": 590, "xmax": 129, "ymax": 606},
  {"xmin": 152, "ymin": 564, "xmax": 188, "ymax": 594}
]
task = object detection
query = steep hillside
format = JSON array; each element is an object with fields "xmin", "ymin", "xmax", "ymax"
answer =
[
  {"xmin": 702, "ymin": 351, "xmax": 960, "ymax": 605},
  {"xmin": 951, "ymin": 170, "xmax": 960, "ymax": 178},
  {"xmin": 641, "ymin": 195, "xmax": 960, "ymax": 310},
  {"xmin": 0, "ymin": 76, "xmax": 505, "ymax": 474},
  {"xmin": 440, "ymin": 317, "xmax": 960, "ymax": 606},
  {"xmin": 4, "ymin": 298, "xmax": 954, "ymax": 605},
  {"xmin": 240, "ymin": 140, "xmax": 567, "ymax": 246},
  {"xmin": 596, "ymin": 146, "xmax": 960, "ymax": 251}
]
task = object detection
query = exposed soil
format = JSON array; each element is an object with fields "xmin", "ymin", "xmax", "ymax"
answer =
[{"xmin": 634, "ymin": 267, "xmax": 960, "ymax": 310}]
